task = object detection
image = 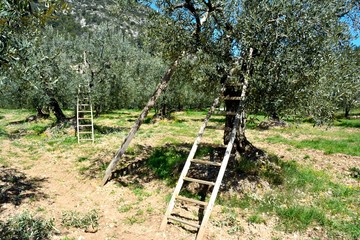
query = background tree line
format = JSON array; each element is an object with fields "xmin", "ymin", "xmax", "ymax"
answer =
[
  {"xmin": 0, "ymin": 0, "xmax": 217, "ymax": 122},
  {"xmin": 0, "ymin": 0, "xmax": 359, "ymax": 124}
]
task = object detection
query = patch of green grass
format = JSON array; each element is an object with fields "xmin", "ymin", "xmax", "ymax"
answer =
[
  {"xmin": 217, "ymin": 194, "xmax": 252, "ymax": 209},
  {"xmin": 219, "ymin": 159, "xmax": 359, "ymax": 238},
  {"xmin": 236, "ymin": 154, "xmax": 284, "ymax": 185},
  {"xmin": 276, "ymin": 205, "xmax": 326, "ymax": 231},
  {"xmin": 30, "ymin": 124, "xmax": 48, "ymax": 135},
  {"xmin": 266, "ymin": 133, "xmax": 360, "ymax": 156},
  {"xmin": 335, "ymin": 118, "xmax": 360, "ymax": 128},
  {"xmin": 131, "ymin": 185, "xmax": 151, "ymax": 201},
  {"xmin": 0, "ymin": 126, "xmax": 8, "ymax": 139},
  {"xmin": 118, "ymin": 204, "xmax": 132, "ymax": 213},
  {"xmin": 60, "ymin": 237, "xmax": 76, "ymax": 240},
  {"xmin": 146, "ymin": 146, "xmax": 187, "ymax": 184},
  {"xmin": 248, "ymin": 214, "xmax": 265, "ymax": 224},
  {"xmin": 124, "ymin": 215, "xmax": 145, "ymax": 225}
]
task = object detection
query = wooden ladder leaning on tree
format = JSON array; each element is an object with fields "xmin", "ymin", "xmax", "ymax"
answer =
[
  {"xmin": 76, "ymin": 84, "xmax": 94, "ymax": 143},
  {"xmin": 159, "ymin": 78, "xmax": 245, "ymax": 239},
  {"xmin": 101, "ymin": 8, "xmax": 212, "ymax": 185}
]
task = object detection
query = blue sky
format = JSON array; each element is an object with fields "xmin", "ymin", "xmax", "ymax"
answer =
[{"xmin": 351, "ymin": 38, "xmax": 360, "ymax": 46}]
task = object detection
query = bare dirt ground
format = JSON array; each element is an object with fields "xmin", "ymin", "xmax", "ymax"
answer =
[{"xmin": 0, "ymin": 116, "xmax": 359, "ymax": 240}]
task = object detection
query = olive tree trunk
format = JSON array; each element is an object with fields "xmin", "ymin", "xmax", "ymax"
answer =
[{"xmin": 223, "ymin": 48, "xmax": 266, "ymax": 161}]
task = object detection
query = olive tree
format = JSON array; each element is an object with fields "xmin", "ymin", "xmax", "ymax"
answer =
[{"xmin": 141, "ymin": 0, "xmax": 359, "ymax": 160}]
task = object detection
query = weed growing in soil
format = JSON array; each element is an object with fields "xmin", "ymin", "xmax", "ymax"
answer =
[
  {"xmin": 248, "ymin": 214, "xmax": 265, "ymax": 224},
  {"xmin": 118, "ymin": 204, "xmax": 132, "ymax": 213},
  {"xmin": 61, "ymin": 209, "xmax": 99, "ymax": 230},
  {"xmin": 0, "ymin": 212, "xmax": 54, "ymax": 240},
  {"xmin": 214, "ymin": 208, "xmax": 244, "ymax": 235}
]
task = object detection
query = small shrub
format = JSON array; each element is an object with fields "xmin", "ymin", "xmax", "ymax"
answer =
[
  {"xmin": 349, "ymin": 167, "xmax": 360, "ymax": 180},
  {"xmin": 0, "ymin": 212, "xmax": 54, "ymax": 240},
  {"xmin": 248, "ymin": 214, "xmax": 265, "ymax": 224},
  {"xmin": 61, "ymin": 209, "xmax": 99, "ymax": 230},
  {"xmin": 118, "ymin": 204, "xmax": 132, "ymax": 213}
]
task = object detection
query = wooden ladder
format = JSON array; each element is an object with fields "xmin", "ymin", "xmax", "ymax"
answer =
[
  {"xmin": 160, "ymin": 88, "xmax": 243, "ymax": 239},
  {"xmin": 76, "ymin": 84, "xmax": 94, "ymax": 143}
]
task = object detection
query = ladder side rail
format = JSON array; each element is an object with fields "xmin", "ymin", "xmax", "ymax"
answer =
[
  {"xmin": 76, "ymin": 97, "xmax": 80, "ymax": 143},
  {"xmin": 196, "ymin": 48, "xmax": 254, "ymax": 240},
  {"xmin": 196, "ymin": 110, "xmax": 242, "ymax": 240},
  {"xmin": 160, "ymin": 87, "xmax": 224, "ymax": 230},
  {"xmin": 88, "ymin": 90, "xmax": 95, "ymax": 143}
]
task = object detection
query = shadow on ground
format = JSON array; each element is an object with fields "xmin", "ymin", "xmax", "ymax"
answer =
[{"xmin": 0, "ymin": 167, "xmax": 48, "ymax": 209}]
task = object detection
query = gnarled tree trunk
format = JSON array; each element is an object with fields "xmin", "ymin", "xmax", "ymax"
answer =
[{"xmin": 49, "ymin": 97, "xmax": 66, "ymax": 123}]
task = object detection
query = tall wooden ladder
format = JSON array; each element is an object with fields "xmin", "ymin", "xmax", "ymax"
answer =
[
  {"xmin": 160, "ymin": 87, "xmax": 243, "ymax": 239},
  {"xmin": 76, "ymin": 84, "xmax": 94, "ymax": 143}
]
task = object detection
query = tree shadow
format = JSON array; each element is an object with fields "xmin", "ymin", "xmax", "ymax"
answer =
[
  {"xmin": 93, "ymin": 124, "xmax": 129, "ymax": 134},
  {"xmin": 0, "ymin": 167, "xmax": 48, "ymax": 210},
  {"xmin": 107, "ymin": 143, "xmax": 267, "ymax": 192}
]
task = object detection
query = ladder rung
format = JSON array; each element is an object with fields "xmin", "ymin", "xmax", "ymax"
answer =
[
  {"xmin": 79, "ymin": 132, "xmax": 93, "ymax": 134},
  {"xmin": 79, "ymin": 125, "xmax": 92, "ymax": 127},
  {"xmin": 79, "ymin": 104, "xmax": 90, "ymax": 106},
  {"xmin": 78, "ymin": 118, "xmax": 92, "ymax": 120},
  {"xmin": 206, "ymin": 125, "xmax": 225, "ymax": 130},
  {"xmin": 79, "ymin": 139, "xmax": 93, "ymax": 141},
  {"xmin": 214, "ymin": 111, "xmax": 237, "ymax": 116},
  {"xmin": 176, "ymin": 195, "xmax": 208, "ymax": 206},
  {"xmin": 191, "ymin": 159, "xmax": 221, "ymax": 167},
  {"xmin": 226, "ymin": 82, "xmax": 242, "ymax": 87},
  {"xmin": 183, "ymin": 177, "xmax": 215, "ymax": 186},
  {"xmin": 223, "ymin": 96, "xmax": 241, "ymax": 100},
  {"xmin": 167, "ymin": 216, "xmax": 200, "ymax": 228},
  {"xmin": 78, "ymin": 110, "xmax": 92, "ymax": 113}
]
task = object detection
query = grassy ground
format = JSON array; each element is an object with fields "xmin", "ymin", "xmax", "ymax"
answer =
[{"xmin": 0, "ymin": 108, "xmax": 359, "ymax": 240}]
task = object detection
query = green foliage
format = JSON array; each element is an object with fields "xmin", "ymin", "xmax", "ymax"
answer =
[
  {"xmin": 0, "ymin": 0, "xmax": 67, "ymax": 68},
  {"xmin": 61, "ymin": 209, "xmax": 99, "ymax": 230},
  {"xmin": 0, "ymin": 212, "xmax": 54, "ymax": 240}
]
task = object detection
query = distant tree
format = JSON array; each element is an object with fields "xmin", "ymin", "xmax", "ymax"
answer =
[
  {"xmin": 69, "ymin": 23, "xmax": 166, "ymax": 116},
  {"xmin": 334, "ymin": 47, "xmax": 360, "ymax": 118},
  {"xmin": 0, "ymin": 0, "xmax": 67, "ymax": 69},
  {"xmin": 1, "ymin": 27, "xmax": 78, "ymax": 122},
  {"xmin": 313, "ymin": 46, "xmax": 360, "ymax": 120}
]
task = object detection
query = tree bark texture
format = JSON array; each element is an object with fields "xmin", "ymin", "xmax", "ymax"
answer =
[{"xmin": 102, "ymin": 58, "xmax": 181, "ymax": 185}]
